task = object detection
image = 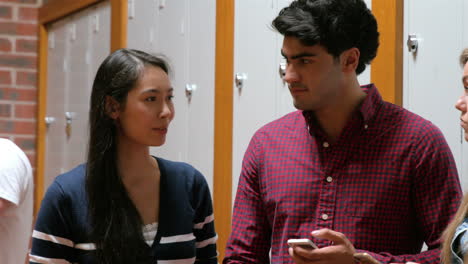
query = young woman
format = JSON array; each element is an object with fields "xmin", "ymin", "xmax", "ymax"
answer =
[
  {"xmin": 441, "ymin": 48, "xmax": 468, "ymax": 264},
  {"xmin": 29, "ymin": 49, "xmax": 217, "ymax": 264}
]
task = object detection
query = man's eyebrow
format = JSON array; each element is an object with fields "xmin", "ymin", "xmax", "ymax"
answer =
[{"xmin": 281, "ymin": 50, "xmax": 317, "ymax": 60}]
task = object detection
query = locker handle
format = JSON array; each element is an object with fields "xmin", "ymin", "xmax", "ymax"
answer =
[
  {"xmin": 45, "ymin": 116, "xmax": 56, "ymax": 128},
  {"xmin": 185, "ymin": 84, "xmax": 197, "ymax": 100},
  {"xmin": 65, "ymin": 112, "xmax": 77, "ymax": 138},
  {"xmin": 407, "ymin": 34, "xmax": 419, "ymax": 53},
  {"xmin": 235, "ymin": 73, "xmax": 247, "ymax": 91},
  {"xmin": 279, "ymin": 62, "xmax": 286, "ymax": 80}
]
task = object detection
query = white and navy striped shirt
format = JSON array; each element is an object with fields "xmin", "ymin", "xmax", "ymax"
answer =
[{"xmin": 30, "ymin": 157, "xmax": 218, "ymax": 264}]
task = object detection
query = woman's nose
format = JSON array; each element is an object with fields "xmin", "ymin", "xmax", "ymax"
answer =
[{"xmin": 159, "ymin": 102, "xmax": 173, "ymax": 118}]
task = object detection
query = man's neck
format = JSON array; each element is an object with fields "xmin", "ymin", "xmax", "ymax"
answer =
[{"xmin": 315, "ymin": 85, "xmax": 367, "ymax": 143}]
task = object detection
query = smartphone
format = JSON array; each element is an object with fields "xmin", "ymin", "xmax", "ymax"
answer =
[
  {"xmin": 353, "ymin": 253, "xmax": 381, "ymax": 264},
  {"xmin": 287, "ymin": 238, "xmax": 318, "ymax": 249}
]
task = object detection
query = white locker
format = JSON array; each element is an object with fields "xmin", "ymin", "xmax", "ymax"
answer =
[
  {"xmin": 232, "ymin": 0, "xmax": 285, "ymax": 200},
  {"xmin": 65, "ymin": 12, "xmax": 91, "ymax": 170},
  {"xmin": 45, "ymin": 18, "xmax": 68, "ymax": 188},
  {"xmin": 89, "ymin": 3, "xmax": 111, "ymax": 83},
  {"xmin": 185, "ymin": 0, "xmax": 216, "ymax": 190},
  {"xmin": 44, "ymin": 1, "xmax": 111, "ymax": 191},
  {"xmin": 127, "ymin": 0, "xmax": 156, "ymax": 51},
  {"xmin": 403, "ymin": 0, "xmax": 466, "ymax": 189}
]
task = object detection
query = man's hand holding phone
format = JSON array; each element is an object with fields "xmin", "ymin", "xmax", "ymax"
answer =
[
  {"xmin": 288, "ymin": 229, "xmax": 356, "ymax": 264},
  {"xmin": 287, "ymin": 238, "xmax": 318, "ymax": 250}
]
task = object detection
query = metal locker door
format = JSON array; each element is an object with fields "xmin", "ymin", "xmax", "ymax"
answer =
[
  {"xmin": 64, "ymin": 12, "xmax": 91, "ymax": 170},
  {"xmin": 185, "ymin": 0, "xmax": 216, "ymax": 191},
  {"xmin": 150, "ymin": 0, "xmax": 189, "ymax": 163},
  {"xmin": 44, "ymin": 19, "xmax": 68, "ymax": 189},
  {"xmin": 127, "ymin": 0, "xmax": 156, "ymax": 52},
  {"xmin": 232, "ymin": 0, "xmax": 279, "ymax": 200},
  {"xmin": 404, "ymin": 0, "xmax": 464, "ymax": 186},
  {"xmin": 89, "ymin": 1, "xmax": 111, "ymax": 79}
]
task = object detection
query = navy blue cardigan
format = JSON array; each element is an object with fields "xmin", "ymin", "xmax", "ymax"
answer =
[{"xmin": 30, "ymin": 157, "xmax": 217, "ymax": 264}]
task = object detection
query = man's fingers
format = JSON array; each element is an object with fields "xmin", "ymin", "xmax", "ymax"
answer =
[{"xmin": 311, "ymin": 228, "xmax": 349, "ymax": 245}]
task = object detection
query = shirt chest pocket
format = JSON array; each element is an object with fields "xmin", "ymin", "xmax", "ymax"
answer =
[{"xmin": 343, "ymin": 157, "xmax": 412, "ymax": 218}]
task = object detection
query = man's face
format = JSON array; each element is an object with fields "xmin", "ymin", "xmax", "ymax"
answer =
[
  {"xmin": 455, "ymin": 61, "xmax": 468, "ymax": 141},
  {"xmin": 281, "ymin": 36, "xmax": 344, "ymax": 111}
]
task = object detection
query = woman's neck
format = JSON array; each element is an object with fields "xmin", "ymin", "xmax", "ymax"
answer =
[{"xmin": 116, "ymin": 136, "xmax": 158, "ymax": 185}]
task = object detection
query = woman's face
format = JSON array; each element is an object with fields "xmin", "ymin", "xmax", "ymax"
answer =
[
  {"xmin": 115, "ymin": 65, "xmax": 174, "ymax": 147},
  {"xmin": 455, "ymin": 61, "xmax": 468, "ymax": 141}
]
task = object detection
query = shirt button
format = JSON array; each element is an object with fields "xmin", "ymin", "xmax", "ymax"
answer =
[
  {"xmin": 321, "ymin": 214, "xmax": 329, "ymax": 220},
  {"xmin": 364, "ymin": 124, "xmax": 369, "ymax": 130},
  {"xmin": 326, "ymin": 176, "xmax": 333, "ymax": 183},
  {"xmin": 323, "ymin": 142, "xmax": 330, "ymax": 148}
]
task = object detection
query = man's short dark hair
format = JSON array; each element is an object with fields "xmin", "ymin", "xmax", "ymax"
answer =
[{"xmin": 272, "ymin": 0, "xmax": 379, "ymax": 75}]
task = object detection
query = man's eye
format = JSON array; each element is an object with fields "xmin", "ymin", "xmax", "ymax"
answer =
[{"xmin": 301, "ymin": 59, "xmax": 311, "ymax": 64}]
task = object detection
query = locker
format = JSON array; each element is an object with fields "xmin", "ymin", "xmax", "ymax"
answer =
[
  {"xmin": 44, "ymin": 1, "xmax": 111, "ymax": 191},
  {"xmin": 403, "ymin": 0, "xmax": 466, "ymax": 189}
]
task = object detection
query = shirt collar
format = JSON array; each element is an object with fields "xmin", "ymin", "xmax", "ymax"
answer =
[{"xmin": 302, "ymin": 83, "xmax": 383, "ymax": 127}]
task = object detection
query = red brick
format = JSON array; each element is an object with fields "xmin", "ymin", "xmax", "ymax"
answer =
[
  {"xmin": 13, "ymin": 136, "xmax": 35, "ymax": 151},
  {"xmin": 0, "ymin": 119, "xmax": 35, "ymax": 134},
  {"xmin": 0, "ymin": 37, "xmax": 11, "ymax": 52},
  {"xmin": 0, "ymin": 70, "xmax": 12, "ymax": 84},
  {"xmin": 0, "ymin": 103, "xmax": 11, "ymax": 117},
  {"xmin": 18, "ymin": 7, "xmax": 37, "ymax": 21},
  {"xmin": 0, "ymin": 54, "xmax": 37, "ymax": 69},
  {"xmin": 16, "ymin": 71, "xmax": 36, "ymax": 86},
  {"xmin": 0, "ymin": 6, "xmax": 12, "ymax": 19},
  {"xmin": 0, "ymin": 22, "xmax": 37, "ymax": 36},
  {"xmin": 16, "ymin": 38, "xmax": 36, "ymax": 53},
  {"xmin": 14, "ymin": 103, "xmax": 35, "ymax": 118},
  {"xmin": 0, "ymin": 87, "xmax": 36, "ymax": 101}
]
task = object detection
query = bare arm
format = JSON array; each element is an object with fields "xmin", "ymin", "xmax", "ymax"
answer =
[{"xmin": 0, "ymin": 197, "xmax": 15, "ymax": 216}]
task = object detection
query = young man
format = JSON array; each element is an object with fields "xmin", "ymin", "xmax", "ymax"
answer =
[{"xmin": 223, "ymin": 1, "xmax": 462, "ymax": 263}]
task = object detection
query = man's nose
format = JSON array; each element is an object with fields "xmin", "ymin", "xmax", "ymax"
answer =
[
  {"xmin": 455, "ymin": 94, "xmax": 467, "ymax": 112},
  {"xmin": 283, "ymin": 64, "xmax": 299, "ymax": 84}
]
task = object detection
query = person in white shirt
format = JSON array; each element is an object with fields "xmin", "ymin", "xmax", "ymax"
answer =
[{"xmin": 0, "ymin": 138, "xmax": 34, "ymax": 264}]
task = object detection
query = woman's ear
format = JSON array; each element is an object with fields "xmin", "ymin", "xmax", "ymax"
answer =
[{"xmin": 105, "ymin": 96, "xmax": 120, "ymax": 120}]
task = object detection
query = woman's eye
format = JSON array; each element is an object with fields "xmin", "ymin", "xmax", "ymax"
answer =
[{"xmin": 145, "ymin": 96, "xmax": 156, "ymax": 102}]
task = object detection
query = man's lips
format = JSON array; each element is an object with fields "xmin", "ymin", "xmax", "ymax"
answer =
[{"xmin": 289, "ymin": 84, "xmax": 307, "ymax": 94}]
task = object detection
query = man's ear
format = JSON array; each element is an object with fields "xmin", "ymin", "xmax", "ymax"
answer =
[
  {"xmin": 341, "ymin": 47, "xmax": 360, "ymax": 72},
  {"xmin": 105, "ymin": 96, "xmax": 120, "ymax": 119}
]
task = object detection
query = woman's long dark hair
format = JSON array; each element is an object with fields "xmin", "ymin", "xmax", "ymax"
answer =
[{"xmin": 86, "ymin": 49, "xmax": 169, "ymax": 264}]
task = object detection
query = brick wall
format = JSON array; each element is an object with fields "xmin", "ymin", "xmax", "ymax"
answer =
[{"xmin": 0, "ymin": 0, "xmax": 41, "ymax": 168}]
